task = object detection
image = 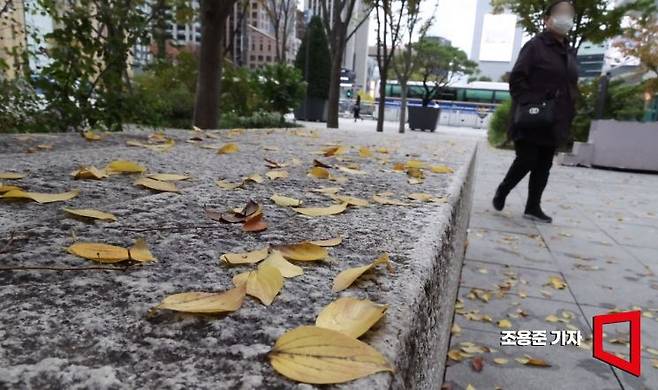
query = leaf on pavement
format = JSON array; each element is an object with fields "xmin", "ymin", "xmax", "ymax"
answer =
[
  {"xmin": 67, "ymin": 242, "xmax": 131, "ymax": 263},
  {"xmin": 128, "ymin": 238, "xmax": 156, "ymax": 262},
  {"xmin": 269, "ymin": 325, "xmax": 393, "ymax": 384},
  {"xmin": 266, "ymin": 170, "xmax": 289, "ymax": 180},
  {"xmin": 271, "ymin": 194, "xmax": 303, "ymax": 207},
  {"xmin": 292, "ymin": 202, "xmax": 348, "ymax": 217},
  {"xmin": 2, "ymin": 189, "xmax": 80, "ymax": 203},
  {"xmin": 308, "ymin": 236, "xmax": 342, "ymax": 247},
  {"xmin": 259, "ymin": 250, "xmax": 303, "ymax": 278},
  {"xmin": 332, "ymin": 253, "xmax": 391, "ymax": 292},
  {"xmin": 106, "ymin": 160, "xmax": 145, "ymax": 174},
  {"xmin": 273, "ymin": 241, "xmax": 328, "ymax": 261},
  {"xmin": 146, "ymin": 173, "xmax": 190, "ymax": 181},
  {"xmin": 134, "ymin": 177, "xmax": 179, "ymax": 192},
  {"xmin": 308, "ymin": 166, "xmax": 330, "ymax": 179},
  {"xmin": 315, "ymin": 297, "xmax": 388, "ymax": 338},
  {"xmin": 63, "ymin": 207, "xmax": 117, "ymax": 222},
  {"xmin": 71, "ymin": 166, "xmax": 108, "ymax": 180},
  {"xmin": 233, "ymin": 264, "xmax": 283, "ymax": 306},
  {"xmin": 218, "ymin": 143, "xmax": 239, "ymax": 154},
  {"xmin": 221, "ymin": 247, "xmax": 269, "ymax": 265},
  {"xmin": 0, "ymin": 172, "xmax": 27, "ymax": 180},
  {"xmin": 154, "ymin": 285, "xmax": 246, "ymax": 314}
]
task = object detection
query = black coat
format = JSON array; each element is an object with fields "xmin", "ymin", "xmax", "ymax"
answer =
[{"xmin": 507, "ymin": 30, "xmax": 580, "ymax": 147}]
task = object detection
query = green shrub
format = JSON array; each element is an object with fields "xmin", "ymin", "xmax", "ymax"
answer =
[
  {"xmin": 257, "ymin": 63, "xmax": 306, "ymax": 123},
  {"xmin": 219, "ymin": 110, "xmax": 301, "ymax": 129},
  {"xmin": 488, "ymin": 100, "xmax": 511, "ymax": 147}
]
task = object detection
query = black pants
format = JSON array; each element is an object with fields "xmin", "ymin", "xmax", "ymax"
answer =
[{"xmin": 497, "ymin": 139, "xmax": 556, "ymax": 211}]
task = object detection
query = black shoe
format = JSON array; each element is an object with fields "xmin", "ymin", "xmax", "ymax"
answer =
[
  {"xmin": 492, "ymin": 187, "xmax": 507, "ymax": 211},
  {"xmin": 523, "ymin": 207, "xmax": 552, "ymax": 223}
]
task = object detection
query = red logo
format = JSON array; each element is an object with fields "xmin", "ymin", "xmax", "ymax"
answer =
[{"xmin": 592, "ymin": 310, "xmax": 641, "ymax": 376}]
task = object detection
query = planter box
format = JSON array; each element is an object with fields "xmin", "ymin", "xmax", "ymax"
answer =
[
  {"xmin": 408, "ymin": 105, "xmax": 441, "ymax": 132},
  {"xmin": 294, "ymin": 97, "xmax": 327, "ymax": 122}
]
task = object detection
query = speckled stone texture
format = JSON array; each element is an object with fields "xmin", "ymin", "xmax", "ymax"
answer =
[{"xmin": 0, "ymin": 126, "xmax": 476, "ymax": 390}]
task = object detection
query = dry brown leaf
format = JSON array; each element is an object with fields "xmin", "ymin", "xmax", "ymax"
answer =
[
  {"xmin": 372, "ymin": 194, "xmax": 409, "ymax": 206},
  {"xmin": 0, "ymin": 172, "xmax": 26, "ymax": 180},
  {"xmin": 243, "ymin": 212, "xmax": 268, "ymax": 232},
  {"xmin": 308, "ymin": 236, "xmax": 342, "ymax": 247},
  {"xmin": 266, "ymin": 170, "xmax": 289, "ymax": 180},
  {"xmin": 315, "ymin": 297, "xmax": 387, "ymax": 338},
  {"xmin": 430, "ymin": 165, "xmax": 454, "ymax": 174},
  {"xmin": 331, "ymin": 194, "xmax": 369, "ymax": 207},
  {"xmin": 134, "ymin": 177, "xmax": 179, "ymax": 192},
  {"xmin": 269, "ymin": 325, "xmax": 393, "ymax": 384},
  {"xmin": 106, "ymin": 160, "xmax": 145, "ymax": 174},
  {"xmin": 146, "ymin": 173, "xmax": 189, "ymax": 181},
  {"xmin": 2, "ymin": 189, "xmax": 80, "ymax": 204},
  {"xmin": 547, "ymin": 275, "xmax": 567, "ymax": 289},
  {"xmin": 292, "ymin": 202, "xmax": 348, "ymax": 217},
  {"xmin": 309, "ymin": 166, "xmax": 331, "ymax": 179},
  {"xmin": 71, "ymin": 166, "xmax": 108, "ymax": 180},
  {"xmin": 259, "ymin": 250, "xmax": 303, "ymax": 278},
  {"xmin": 232, "ymin": 264, "xmax": 283, "ymax": 305},
  {"xmin": 63, "ymin": 207, "xmax": 117, "ymax": 222},
  {"xmin": 332, "ymin": 253, "xmax": 391, "ymax": 292},
  {"xmin": 271, "ymin": 194, "xmax": 303, "ymax": 207},
  {"xmin": 273, "ymin": 242, "xmax": 328, "ymax": 261},
  {"xmin": 221, "ymin": 247, "xmax": 269, "ymax": 265},
  {"xmin": 216, "ymin": 179, "xmax": 244, "ymax": 190},
  {"xmin": 154, "ymin": 285, "xmax": 246, "ymax": 314},
  {"xmin": 67, "ymin": 242, "xmax": 131, "ymax": 263},
  {"xmin": 127, "ymin": 238, "xmax": 156, "ymax": 262}
]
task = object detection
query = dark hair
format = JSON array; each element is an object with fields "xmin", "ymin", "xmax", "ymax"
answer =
[{"xmin": 544, "ymin": 0, "xmax": 574, "ymax": 16}]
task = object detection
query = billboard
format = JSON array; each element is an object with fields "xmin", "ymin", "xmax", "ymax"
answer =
[{"xmin": 478, "ymin": 13, "xmax": 518, "ymax": 62}]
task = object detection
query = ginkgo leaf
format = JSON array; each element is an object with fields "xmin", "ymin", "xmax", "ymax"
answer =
[
  {"xmin": 63, "ymin": 207, "xmax": 117, "ymax": 221},
  {"xmin": 0, "ymin": 172, "xmax": 27, "ymax": 179},
  {"xmin": 332, "ymin": 253, "xmax": 391, "ymax": 292},
  {"xmin": 146, "ymin": 173, "xmax": 190, "ymax": 181},
  {"xmin": 221, "ymin": 247, "xmax": 269, "ymax": 265},
  {"xmin": 129, "ymin": 238, "xmax": 156, "ymax": 262},
  {"xmin": 269, "ymin": 325, "xmax": 393, "ymax": 384},
  {"xmin": 71, "ymin": 166, "xmax": 108, "ymax": 179},
  {"xmin": 271, "ymin": 194, "xmax": 302, "ymax": 207},
  {"xmin": 218, "ymin": 143, "xmax": 239, "ymax": 154},
  {"xmin": 493, "ymin": 357, "xmax": 509, "ymax": 365},
  {"xmin": 2, "ymin": 189, "xmax": 80, "ymax": 204},
  {"xmin": 154, "ymin": 285, "xmax": 246, "ymax": 314},
  {"xmin": 233, "ymin": 265, "xmax": 283, "ymax": 306},
  {"xmin": 311, "ymin": 186, "xmax": 341, "ymax": 194},
  {"xmin": 292, "ymin": 202, "xmax": 348, "ymax": 217},
  {"xmin": 273, "ymin": 242, "xmax": 328, "ymax": 261},
  {"xmin": 259, "ymin": 250, "xmax": 303, "ymax": 278},
  {"xmin": 315, "ymin": 297, "xmax": 388, "ymax": 338},
  {"xmin": 134, "ymin": 177, "xmax": 179, "ymax": 192},
  {"xmin": 308, "ymin": 166, "xmax": 330, "ymax": 179},
  {"xmin": 338, "ymin": 166, "xmax": 366, "ymax": 175},
  {"xmin": 106, "ymin": 160, "xmax": 145, "ymax": 174},
  {"xmin": 266, "ymin": 170, "xmax": 289, "ymax": 180},
  {"xmin": 430, "ymin": 165, "xmax": 454, "ymax": 174},
  {"xmin": 330, "ymin": 194, "xmax": 369, "ymax": 207},
  {"xmin": 67, "ymin": 242, "xmax": 131, "ymax": 263},
  {"xmin": 372, "ymin": 195, "xmax": 409, "ymax": 206},
  {"xmin": 309, "ymin": 236, "xmax": 343, "ymax": 247}
]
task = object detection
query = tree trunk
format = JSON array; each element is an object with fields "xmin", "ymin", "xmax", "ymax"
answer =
[
  {"xmin": 193, "ymin": 0, "xmax": 230, "ymax": 129},
  {"xmin": 398, "ymin": 81, "xmax": 407, "ymax": 133},
  {"xmin": 376, "ymin": 73, "xmax": 387, "ymax": 132},
  {"xmin": 326, "ymin": 26, "xmax": 346, "ymax": 129}
]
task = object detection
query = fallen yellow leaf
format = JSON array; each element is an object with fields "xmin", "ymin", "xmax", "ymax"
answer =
[
  {"xmin": 497, "ymin": 319, "xmax": 512, "ymax": 329},
  {"xmin": 315, "ymin": 297, "xmax": 387, "ymax": 338},
  {"xmin": 308, "ymin": 236, "xmax": 343, "ymax": 247},
  {"xmin": 71, "ymin": 166, "xmax": 108, "ymax": 180},
  {"xmin": 106, "ymin": 160, "xmax": 145, "ymax": 174},
  {"xmin": 63, "ymin": 207, "xmax": 117, "ymax": 221},
  {"xmin": 292, "ymin": 202, "xmax": 348, "ymax": 217},
  {"xmin": 233, "ymin": 265, "xmax": 283, "ymax": 306},
  {"xmin": 146, "ymin": 173, "xmax": 189, "ymax": 181},
  {"xmin": 273, "ymin": 242, "xmax": 328, "ymax": 261},
  {"xmin": 154, "ymin": 285, "xmax": 246, "ymax": 314},
  {"xmin": 308, "ymin": 166, "xmax": 330, "ymax": 179},
  {"xmin": 269, "ymin": 325, "xmax": 393, "ymax": 384},
  {"xmin": 134, "ymin": 177, "xmax": 179, "ymax": 192},
  {"xmin": 259, "ymin": 250, "xmax": 303, "ymax": 278},
  {"xmin": 266, "ymin": 170, "xmax": 289, "ymax": 180},
  {"xmin": 0, "ymin": 172, "xmax": 26, "ymax": 180},
  {"xmin": 430, "ymin": 165, "xmax": 454, "ymax": 174},
  {"xmin": 2, "ymin": 189, "xmax": 80, "ymax": 204},
  {"xmin": 221, "ymin": 247, "xmax": 269, "ymax": 265},
  {"xmin": 332, "ymin": 253, "xmax": 391, "ymax": 292},
  {"xmin": 67, "ymin": 242, "xmax": 130, "ymax": 263},
  {"xmin": 271, "ymin": 194, "xmax": 303, "ymax": 207},
  {"xmin": 218, "ymin": 143, "xmax": 239, "ymax": 154},
  {"xmin": 129, "ymin": 238, "xmax": 156, "ymax": 262}
]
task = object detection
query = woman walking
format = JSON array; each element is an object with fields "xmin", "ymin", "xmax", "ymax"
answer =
[{"xmin": 492, "ymin": 0, "xmax": 579, "ymax": 223}]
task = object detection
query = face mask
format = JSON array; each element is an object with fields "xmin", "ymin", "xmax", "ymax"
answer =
[{"xmin": 551, "ymin": 15, "xmax": 574, "ymax": 34}]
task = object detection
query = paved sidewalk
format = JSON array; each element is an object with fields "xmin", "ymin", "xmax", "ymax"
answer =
[{"xmin": 443, "ymin": 140, "xmax": 658, "ymax": 390}]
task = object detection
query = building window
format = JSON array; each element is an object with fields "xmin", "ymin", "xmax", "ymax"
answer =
[
  {"xmin": 260, "ymin": 44, "xmax": 263, "ymax": 50},
  {"xmin": 266, "ymin": 55, "xmax": 271, "ymax": 61},
  {"xmin": 268, "ymin": 44, "xmax": 271, "ymax": 51},
  {"xmin": 258, "ymin": 55, "xmax": 263, "ymax": 61},
  {"xmin": 250, "ymin": 55, "xmax": 255, "ymax": 61}
]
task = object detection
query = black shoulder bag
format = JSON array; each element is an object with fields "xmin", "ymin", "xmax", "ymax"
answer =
[{"xmin": 513, "ymin": 90, "xmax": 558, "ymax": 132}]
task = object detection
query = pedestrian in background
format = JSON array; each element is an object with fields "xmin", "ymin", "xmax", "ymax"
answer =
[
  {"xmin": 492, "ymin": 0, "xmax": 579, "ymax": 223},
  {"xmin": 353, "ymin": 94, "xmax": 361, "ymax": 122}
]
